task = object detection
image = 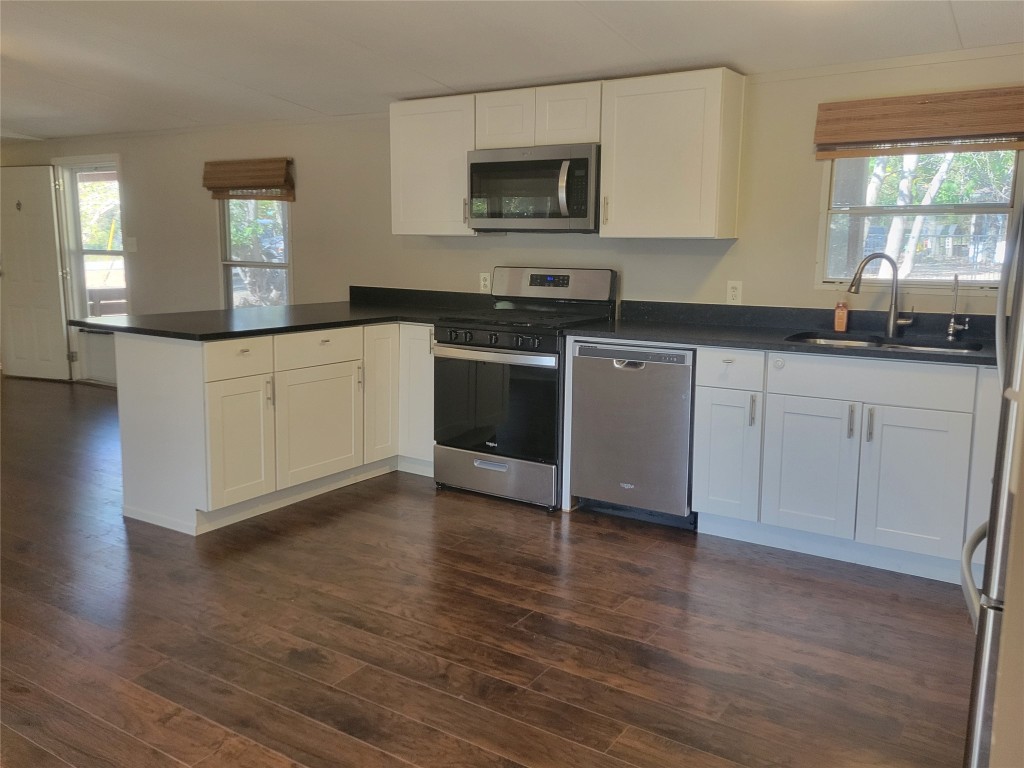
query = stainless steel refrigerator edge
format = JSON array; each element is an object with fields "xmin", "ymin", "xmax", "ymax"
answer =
[{"xmin": 962, "ymin": 205, "xmax": 1024, "ymax": 767}]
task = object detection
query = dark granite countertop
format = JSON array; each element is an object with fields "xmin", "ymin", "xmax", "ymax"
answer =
[{"xmin": 69, "ymin": 289, "xmax": 997, "ymax": 367}]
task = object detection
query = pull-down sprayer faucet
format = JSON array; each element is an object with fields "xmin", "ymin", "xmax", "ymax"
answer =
[{"xmin": 847, "ymin": 252, "xmax": 913, "ymax": 338}]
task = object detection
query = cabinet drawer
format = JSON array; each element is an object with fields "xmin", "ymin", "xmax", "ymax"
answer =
[
  {"xmin": 274, "ymin": 327, "xmax": 362, "ymax": 371},
  {"xmin": 204, "ymin": 337, "xmax": 273, "ymax": 382},
  {"xmin": 766, "ymin": 352, "xmax": 976, "ymax": 412},
  {"xmin": 696, "ymin": 347, "xmax": 765, "ymax": 390}
]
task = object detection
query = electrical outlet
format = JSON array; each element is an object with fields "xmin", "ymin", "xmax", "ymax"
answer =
[
  {"xmin": 726, "ymin": 281, "xmax": 742, "ymax": 305},
  {"xmin": 479, "ymin": 272, "xmax": 491, "ymax": 293}
]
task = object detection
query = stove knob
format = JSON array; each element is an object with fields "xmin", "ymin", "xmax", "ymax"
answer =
[
  {"xmin": 513, "ymin": 335, "xmax": 526, "ymax": 349},
  {"xmin": 531, "ymin": 336, "xmax": 543, "ymax": 349},
  {"xmin": 448, "ymin": 329, "xmax": 460, "ymax": 342},
  {"xmin": 489, "ymin": 332, "xmax": 500, "ymax": 345},
  {"xmin": 464, "ymin": 331, "xmax": 474, "ymax": 343}
]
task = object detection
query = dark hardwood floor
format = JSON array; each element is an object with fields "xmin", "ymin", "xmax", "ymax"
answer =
[{"xmin": 1, "ymin": 376, "xmax": 978, "ymax": 768}]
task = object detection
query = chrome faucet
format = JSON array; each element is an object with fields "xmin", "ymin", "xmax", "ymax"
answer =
[
  {"xmin": 847, "ymin": 252, "xmax": 913, "ymax": 338},
  {"xmin": 947, "ymin": 274, "xmax": 970, "ymax": 341}
]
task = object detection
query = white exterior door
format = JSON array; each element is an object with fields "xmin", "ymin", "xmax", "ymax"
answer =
[
  {"xmin": 0, "ymin": 165, "xmax": 70, "ymax": 379},
  {"xmin": 692, "ymin": 386, "xmax": 762, "ymax": 521},
  {"xmin": 856, "ymin": 405, "xmax": 973, "ymax": 558},
  {"xmin": 761, "ymin": 394, "xmax": 861, "ymax": 538},
  {"xmin": 275, "ymin": 361, "xmax": 363, "ymax": 488}
]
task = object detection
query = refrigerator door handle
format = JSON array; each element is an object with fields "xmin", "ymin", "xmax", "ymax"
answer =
[{"xmin": 961, "ymin": 519, "xmax": 989, "ymax": 631}]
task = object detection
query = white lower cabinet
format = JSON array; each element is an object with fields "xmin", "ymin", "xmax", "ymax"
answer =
[
  {"xmin": 399, "ymin": 324, "xmax": 435, "ymax": 463},
  {"xmin": 275, "ymin": 361, "xmax": 363, "ymax": 489},
  {"xmin": 761, "ymin": 394, "xmax": 862, "ymax": 538},
  {"xmin": 206, "ymin": 373, "xmax": 276, "ymax": 509},
  {"xmin": 692, "ymin": 386, "xmax": 762, "ymax": 521},
  {"xmin": 363, "ymin": 324, "xmax": 400, "ymax": 463},
  {"xmin": 759, "ymin": 353, "xmax": 978, "ymax": 559},
  {"xmin": 855, "ymin": 405, "xmax": 972, "ymax": 558}
]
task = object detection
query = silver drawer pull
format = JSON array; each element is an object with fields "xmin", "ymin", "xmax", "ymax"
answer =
[
  {"xmin": 847, "ymin": 403, "xmax": 856, "ymax": 438},
  {"xmin": 721, "ymin": 359, "xmax": 735, "ymax": 364},
  {"xmin": 473, "ymin": 459, "xmax": 508, "ymax": 472},
  {"xmin": 866, "ymin": 407, "xmax": 875, "ymax": 443},
  {"xmin": 749, "ymin": 394, "xmax": 757, "ymax": 427},
  {"xmin": 320, "ymin": 338, "xmax": 331, "ymax": 344},
  {"xmin": 239, "ymin": 348, "xmax": 251, "ymax": 355}
]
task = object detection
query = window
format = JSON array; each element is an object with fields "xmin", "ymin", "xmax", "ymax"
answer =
[
  {"xmin": 823, "ymin": 150, "xmax": 1018, "ymax": 284},
  {"xmin": 222, "ymin": 199, "xmax": 290, "ymax": 307},
  {"xmin": 59, "ymin": 159, "xmax": 128, "ymax": 317},
  {"xmin": 203, "ymin": 156, "xmax": 294, "ymax": 308},
  {"xmin": 814, "ymin": 85, "xmax": 1023, "ymax": 287}
]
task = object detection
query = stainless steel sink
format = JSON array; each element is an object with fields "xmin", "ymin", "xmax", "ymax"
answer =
[{"xmin": 785, "ymin": 331, "xmax": 983, "ymax": 354}]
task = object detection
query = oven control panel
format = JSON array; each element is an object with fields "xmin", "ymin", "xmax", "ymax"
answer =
[{"xmin": 436, "ymin": 326, "xmax": 559, "ymax": 354}]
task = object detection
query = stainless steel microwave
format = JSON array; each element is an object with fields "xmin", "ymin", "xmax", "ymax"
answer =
[{"xmin": 467, "ymin": 143, "xmax": 599, "ymax": 233}]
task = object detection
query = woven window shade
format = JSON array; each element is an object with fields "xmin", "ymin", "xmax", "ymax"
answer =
[
  {"xmin": 202, "ymin": 157, "xmax": 295, "ymax": 201},
  {"xmin": 814, "ymin": 86, "xmax": 1024, "ymax": 159}
]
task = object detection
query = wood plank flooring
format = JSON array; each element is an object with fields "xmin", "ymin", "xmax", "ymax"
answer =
[{"xmin": 0, "ymin": 377, "xmax": 977, "ymax": 768}]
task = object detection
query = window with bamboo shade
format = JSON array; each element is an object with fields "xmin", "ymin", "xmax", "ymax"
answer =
[{"xmin": 815, "ymin": 86, "xmax": 1022, "ymax": 287}]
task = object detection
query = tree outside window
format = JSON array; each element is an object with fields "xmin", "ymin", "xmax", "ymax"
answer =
[{"xmin": 825, "ymin": 150, "xmax": 1017, "ymax": 285}]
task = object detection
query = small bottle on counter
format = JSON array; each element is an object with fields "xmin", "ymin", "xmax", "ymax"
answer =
[{"xmin": 834, "ymin": 301, "xmax": 849, "ymax": 333}]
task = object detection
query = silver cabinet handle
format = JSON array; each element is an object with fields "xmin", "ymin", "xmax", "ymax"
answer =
[
  {"xmin": 749, "ymin": 394, "xmax": 757, "ymax": 427},
  {"xmin": 265, "ymin": 377, "xmax": 274, "ymax": 406},
  {"xmin": 721, "ymin": 359, "xmax": 735, "ymax": 364},
  {"xmin": 463, "ymin": 197, "xmax": 469, "ymax": 224},
  {"xmin": 239, "ymin": 348, "xmax": 251, "ymax": 355},
  {"xmin": 320, "ymin": 338, "xmax": 331, "ymax": 345},
  {"xmin": 557, "ymin": 160, "xmax": 570, "ymax": 217},
  {"xmin": 357, "ymin": 364, "xmax": 363, "ymax": 390},
  {"xmin": 602, "ymin": 196, "xmax": 609, "ymax": 225},
  {"xmin": 429, "ymin": 329, "xmax": 435, "ymax": 354},
  {"xmin": 866, "ymin": 407, "xmax": 875, "ymax": 443},
  {"xmin": 847, "ymin": 403, "xmax": 856, "ymax": 438}
]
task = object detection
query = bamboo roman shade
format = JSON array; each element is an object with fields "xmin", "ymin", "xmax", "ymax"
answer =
[
  {"xmin": 202, "ymin": 157, "xmax": 295, "ymax": 201},
  {"xmin": 814, "ymin": 86, "xmax": 1024, "ymax": 159}
]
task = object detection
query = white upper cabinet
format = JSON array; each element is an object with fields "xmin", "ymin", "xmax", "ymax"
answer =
[
  {"xmin": 390, "ymin": 95, "xmax": 476, "ymax": 236},
  {"xmin": 535, "ymin": 82, "xmax": 602, "ymax": 145},
  {"xmin": 476, "ymin": 89, "xmax": 536, "ymax": 148},
  {"xmin": 476, "ymin": 82, "xmax": 601, "ymax": 149},
  {"xmin": 599, "ymin": 68, "xmax": 745, "ymax": 238}
]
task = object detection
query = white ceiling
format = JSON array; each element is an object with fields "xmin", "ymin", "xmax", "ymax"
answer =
[{"xmin": 2, "ymin": 0, "xmax": 1022, "ymax": 142}]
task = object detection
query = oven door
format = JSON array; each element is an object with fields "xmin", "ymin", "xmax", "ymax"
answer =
[{"xmin": 433, "ymin": 344, "xmax": 561, "ymax": 507}]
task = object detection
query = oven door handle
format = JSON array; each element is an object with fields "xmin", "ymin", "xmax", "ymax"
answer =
[{"xmin": 433, "ymin": 344, "xmax": 558, "ymax": 369}]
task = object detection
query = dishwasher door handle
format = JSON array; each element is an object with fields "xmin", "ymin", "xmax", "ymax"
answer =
[{"xmin": 613, "ymin": 359, "xmax": 646, "ymax": 370}]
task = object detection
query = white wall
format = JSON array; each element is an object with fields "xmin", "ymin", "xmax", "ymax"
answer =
[{"xmin": 3, "ymin": 45, "xmax": 1020, "ymax": 317}]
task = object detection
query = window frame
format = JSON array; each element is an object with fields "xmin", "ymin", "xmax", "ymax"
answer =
[
  {"xmin": 220, "ymin": 198, "xmax": 292, "ymax": 309},
  {"xmin": 815, "ymin": 149, "xmax": 1023, "ymax": 295}
]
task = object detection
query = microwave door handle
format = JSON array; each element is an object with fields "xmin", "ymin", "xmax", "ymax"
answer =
[{"xmin": 557, "ymin": 160, "xmax": 570, "ymax": 217}]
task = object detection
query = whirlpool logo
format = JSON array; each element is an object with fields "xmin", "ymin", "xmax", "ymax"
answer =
[{"xmin": 619, "ymin": 482, "xmax": 635, "ymax": 490}]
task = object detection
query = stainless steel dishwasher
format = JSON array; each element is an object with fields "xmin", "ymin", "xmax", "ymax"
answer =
[{"xmin": 570, "ymin": 343, "xmax": 694, "ymax": 517}]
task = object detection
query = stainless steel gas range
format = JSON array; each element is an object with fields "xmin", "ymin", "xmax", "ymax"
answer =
[{"xmin": 433, "ymin": 267, "xmax": 617, "ymax": 509}]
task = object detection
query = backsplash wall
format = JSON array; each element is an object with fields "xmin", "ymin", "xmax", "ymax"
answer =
[{"xmin": 2, "ymin": 45, "xmax": 1020, "ymax": 317}]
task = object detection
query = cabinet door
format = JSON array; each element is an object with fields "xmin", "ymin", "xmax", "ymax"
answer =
[
  {"xmin": 363, "ymin": 324, "xmax": 400, "ymax": 463},
  {"xmin": 399, "ymin": 324, "xmax": 435, "ymax": 462},
  {"xmin": 276, "ymin": 361, "xmax": 363, "ymax": 489},
  {"xmin": 599, "ymin": 68, "xmax": 742, "ymax": 238},
  {"xmin": 692, "ymin": 387, "xmax": 762, "ymax": 521},
  {"xmin": 475, "ymin": 88, "xmax": 536, "ymax": 149},
  {"xmin": 535, "ymin": 82, "xmax": 601, "ymax": 145},
  {"xmin": 761, "ymin": 394, "xmax": 860, "ymax": 538},
  {"xmin": 206, "ymin": 374, "xmax": 276, "ymax": 509},
  {"xmin": 390, "ymin": 95, "xmax": 476, "ymax": 235},
  {"xmin": 856, "ymin": 405, "xmax": 973, "ymax": 558}
]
